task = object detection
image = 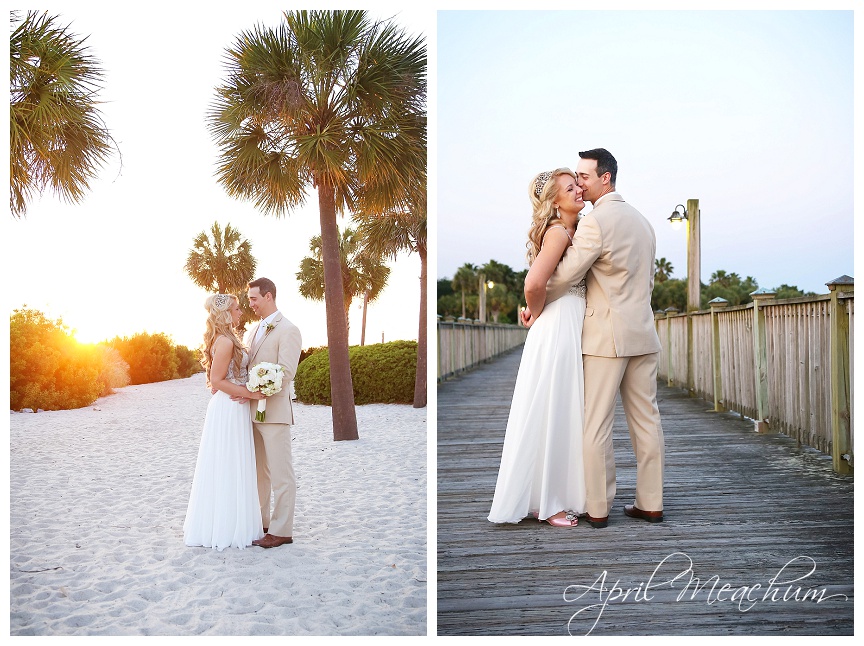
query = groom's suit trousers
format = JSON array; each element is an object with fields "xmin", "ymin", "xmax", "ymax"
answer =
[
  {"xmin": 583, "ymin": 353, "xmax": 664, "ymax": 518},
  {"xmin": 253, "ymin": 421, "xmax": 296, "ymax": 537}
]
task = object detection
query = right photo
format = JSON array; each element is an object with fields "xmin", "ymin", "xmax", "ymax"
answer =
[{"xmin": 436, "ymin": 9, "xmax": 854, "ymax": 636}]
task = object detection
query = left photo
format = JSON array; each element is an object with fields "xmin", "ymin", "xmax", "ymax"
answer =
[{"xmin": 8, "ymin": 8, "xmax": 427, "ymax": 636}]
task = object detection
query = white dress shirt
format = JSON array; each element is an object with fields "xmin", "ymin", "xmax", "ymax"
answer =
[{"xmin": 253, "ymin": 310, "xmax": 281, "ymax": 348}]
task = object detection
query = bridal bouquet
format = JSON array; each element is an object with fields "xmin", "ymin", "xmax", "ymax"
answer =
[{"xmin": 247, "ymin": 362, "xmax": 284, "ymax": 422}]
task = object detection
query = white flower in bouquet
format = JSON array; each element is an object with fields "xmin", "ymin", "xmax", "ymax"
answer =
[{"xmin": 247, "ymin": 362, "xmax": 284, "ymax": 421}]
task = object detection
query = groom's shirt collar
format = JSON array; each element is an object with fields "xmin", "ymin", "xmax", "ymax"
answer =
[
  {"xmin": 261, "ymin": 310, "xmax": 280, "ymax": 326},
  {"xmin": 592, "ymin": 191, "xmax": 621, "ymax": 208},
  {"xmin": 253, "ymin": 310, "xmax": 281, "ymax": 346}
]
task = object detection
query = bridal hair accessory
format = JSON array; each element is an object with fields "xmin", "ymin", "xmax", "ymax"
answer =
[
  {"xmin": 214, "ymin": 294, "xmax": 231, "ymax": 309},
  {"xmin": 534, "ymin": 171, "xmax": 553, "ymax": 197}
]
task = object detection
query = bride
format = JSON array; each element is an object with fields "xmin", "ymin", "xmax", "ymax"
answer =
[
  {"xmin": 488, "ymin": 168, "xmax": 588, "ymax": 527},
  {"xmin": 184, "ymin": 293, "xmax": 265, "ymax": 550}
]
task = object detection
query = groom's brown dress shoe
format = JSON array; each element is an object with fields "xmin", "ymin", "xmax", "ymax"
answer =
[
  {"xmin": 252, "ymin": 533, "xmax": 293, "ymax": 548},
  {"xmin": 624, "ymin": 505, "xmax": 663, "ymax": 523},
  {"xmin": 584, "ymin": 514, "xmax": 608, "ymax": 529}
]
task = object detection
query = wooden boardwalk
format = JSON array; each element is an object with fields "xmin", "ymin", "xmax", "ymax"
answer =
[{"xmin": 437, "ymin": 346, "xmax": 854, "ymax": 636}]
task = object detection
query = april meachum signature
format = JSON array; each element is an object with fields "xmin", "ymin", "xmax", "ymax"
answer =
[{"xmin": 563, "ymin": 552, "xmax": 849, "ymax": 636}]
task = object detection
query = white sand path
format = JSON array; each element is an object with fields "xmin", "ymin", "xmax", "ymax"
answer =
[{"xmin": 10, "ymin": 374, "xmax": 427, "ymax": 636}]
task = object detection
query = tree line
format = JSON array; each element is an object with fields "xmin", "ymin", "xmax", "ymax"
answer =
[
  {"xmin": 10, "ymin": 309, "xmax": 202, "ymax": 412},
  {"xmin": 438, "ymin": 257, "xmax": 816, "ymax": 321}
]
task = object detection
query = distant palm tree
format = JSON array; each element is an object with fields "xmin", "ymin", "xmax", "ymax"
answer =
[
  {"xmin": 354, "ymin": 187, "xmax": 427, "ymax": 407},
  {"xmin": 486, "ymin": 283, "xmax": 517, "ymax": 323},
  {"xmin": 10, "ymin": 11, "xmax": 115, "ymax": 217},
  {"xmin": 710, "ymin": 270, "xmax": 731, "ymax": 287},
  {"xmin": 452, "ymin": 264, "xmax": 478, "ymax": 319},
  {"xmin": 208, "ymin": 10, "xmax": 425, "ymax": 441},
  {"xmin": 184, "ymin": 222, "xmax": 257, "ymax": 330},
  {"xmin": 655, "ymin": 257, "xmax": 674, "ymax": 283},
  {"xmin": 296, "ymin": 226, "xmax": 390, "ymax": 339}
]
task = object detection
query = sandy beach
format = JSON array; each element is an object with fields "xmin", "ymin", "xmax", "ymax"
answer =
[{"xmin": 9, "ymin": 374, "xmax": 427, "ymax": 636}]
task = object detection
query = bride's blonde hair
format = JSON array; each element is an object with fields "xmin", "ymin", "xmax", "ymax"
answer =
[
  {"xmin": 526, "ymin": 167, "xmax": 577, "ymax": 265},
  {"xmin": 200, "ymin": 293, "xmax": 244, "ymax": 387}
]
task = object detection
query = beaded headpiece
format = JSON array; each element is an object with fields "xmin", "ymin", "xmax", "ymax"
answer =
[
  {"xmin": 533, "ymin": 171, "xmax": 553, "ymax": 197},
  {"xmin": 213, "ymin": 294, "xmax": 231, "ymax": 309}
]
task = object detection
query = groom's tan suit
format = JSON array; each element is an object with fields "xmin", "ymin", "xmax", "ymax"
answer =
[
  {"xmin": 247, "ymin": 313, "xmax": 302, "ymax": 537},
  {"xmin": 546, "ymin": 192, "xmax": 664, "ymax": 518}
]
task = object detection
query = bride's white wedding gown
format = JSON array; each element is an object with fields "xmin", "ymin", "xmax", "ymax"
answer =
[
  {"xmin": 488, "ymin": 279, "xmax": 587, "ymax": 523},
  {"xmin": 184, "ymin": 348, "xmax": 263, "ymax": 550}
]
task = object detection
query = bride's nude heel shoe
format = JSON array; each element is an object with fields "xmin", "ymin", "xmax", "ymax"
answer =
[{"xmin": 532, "ymin": 511, "xmax": 578, "ymax": 527}]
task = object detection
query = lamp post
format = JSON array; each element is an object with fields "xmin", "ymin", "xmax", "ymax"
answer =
[
  {"xmin": 478, "ymin": 273, "xmax": 486, "ymax": 322},
  {"xmin": 668, "ymin": 199, "xmax": 701, "ymax": 312},
  {"xmin": 478, "ymin": 274, "xmax": 495, "ymax": 323}
]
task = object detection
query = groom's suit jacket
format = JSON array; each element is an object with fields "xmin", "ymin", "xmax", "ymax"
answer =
[
  {"xmin": 546, "ymin": 192, "xmax": 661, "ymax": 357},
  {"xmin": 246, "ymin": 313, "xmax": 302, "ymax": 425}
]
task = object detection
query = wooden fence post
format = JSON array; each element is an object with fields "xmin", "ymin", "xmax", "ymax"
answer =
[
  {"xmin": 654, "ymin": 310, "xmax": 665, "ymax": 383},
  {"xmin": 827, "ymin": 275, "xmax": 853, "ymax": 474},
  {"xmin": 437, "ymin": 315, "xmax": 443, "ymax": 382},
  {"xmin": 708, "ymin": 297, "xmax": 729, "ymax": 412},
  {"xmin": 664, "ymin": 307, "xmax": 678, "ymax": 387},
  {"xmin": 750, "ymin": 288, "xmax": 776, "ymax": 433}
]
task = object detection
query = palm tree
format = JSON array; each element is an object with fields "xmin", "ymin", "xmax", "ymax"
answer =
[
  {"xmin": 354, "ymin": 186, "xmax": 427, "ymax": 407},
  {"xmin": 710, "ymin": 270, "xmax": 730, "ymax": 288},
  {"xmin": 208, "ymin": 10, "xmax": 425, "ymax": 441},
  {"xmin": 296, "ymin": 226, "xmax": 391, "ymax": 339},
  {"xmin": 654, "ymin": 257, "xmax": 674, "ymax": 283},
  {"xmin": 486, "ymin": 283, "xmax": 517, "ymax": 323},
  {"xmin": 184, "ymin": 222, "xmax": 257, "ymax": 330},
  {"xmin": 451, "ymin": 264, "xmax": 478, "ymax": 319},
  {"xmin": 10, "ymin": 11, "xmax": 115, "ymax": 217}
]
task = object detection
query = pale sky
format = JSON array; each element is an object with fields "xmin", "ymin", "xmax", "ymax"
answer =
[
  {"xmin": 4, "ymin": 4, "xmax": 431, "ymax": 349},
  {"xmin": 437, "ymin": 7, "xmax": 857, "ymax": 296}
]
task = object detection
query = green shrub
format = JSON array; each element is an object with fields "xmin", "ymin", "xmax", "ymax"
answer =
[
  {"xmin": 294, "ymin": 340, "xmax": 417, "ymax": 405},
  {"xmin": 10, "ymin": 309, "xmax": 106, "ymax": 410},
  {"xmin": 108, "ymin": 332, "xmax": 179, "ymax": 385},
  {"xmin": 175, "ymin": 344, "xmax": 204, "ymax": 378}
]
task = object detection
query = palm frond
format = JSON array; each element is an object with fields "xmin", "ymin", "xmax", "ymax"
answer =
[
  {"xmin": 10, "ymin": 11, "xmax": 116, "ymax": 217},
  {"xmin": 207, "ymin": 10, "xmax": 426, "ymax": 219}
]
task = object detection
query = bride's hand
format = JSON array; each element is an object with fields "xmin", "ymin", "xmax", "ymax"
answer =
[{"xmin": 246, "ymin": 389, "xmax": 267, "ymax": 400}]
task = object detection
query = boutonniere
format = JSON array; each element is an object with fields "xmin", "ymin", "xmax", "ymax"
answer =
[{"xmin": 264, "ymin": 322, "xmax": 277, "ymax": 336}]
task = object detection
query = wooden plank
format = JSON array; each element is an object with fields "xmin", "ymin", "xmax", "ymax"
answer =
[{"xmin": 437, "ymin": 347, "xmax": 854, "ymax": 636}]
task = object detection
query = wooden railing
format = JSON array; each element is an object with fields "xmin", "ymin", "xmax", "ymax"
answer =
[
  {"xmin": 437, "ymin": 317, "xmax": 529, "ymax": 382},
  {"xmin": 656, "ymin": 276, "xmax": 853, "ymax": 473}
]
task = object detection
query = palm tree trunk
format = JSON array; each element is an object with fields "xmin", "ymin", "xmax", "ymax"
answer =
[
  {"xmin": 361, "ymin": 289, "xmax": 369, "ymax": 346},
  {"xmin": 413, "ymin": 243, "xmax": 427, "ymax": 408},
  {"xmin": 461, "ymin": 289, "xmax": 466, "ymax": 319},
  {"xmin": 317, "ymin": 183, "xmax": 359, "ymax": 441}
]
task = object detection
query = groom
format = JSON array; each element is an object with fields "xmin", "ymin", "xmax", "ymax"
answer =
[
  {"xmin": 246, "ymin": 277, "xmax": 303, "ymax": 548},
  {"xmin": 525, "ymin": 149, "xmax": 665, "ymax": 528}
]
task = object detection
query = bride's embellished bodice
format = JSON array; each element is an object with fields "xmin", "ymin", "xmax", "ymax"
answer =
[
  {"xmin": 227, "ymin": 350, "xmax": 250, "ymax": 386},
  {"xmin": 568, "ymin": 278, "xmax": 587, "ymax": 299},
  {"xmin": 212, "ymin": 338, "xmax": 249, "ymax": 385}
]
